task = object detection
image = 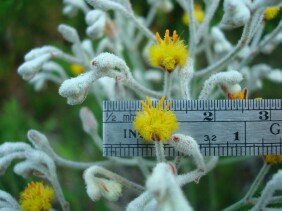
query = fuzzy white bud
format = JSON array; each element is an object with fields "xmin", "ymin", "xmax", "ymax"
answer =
[
  {"xmin": 63, "ymin": 5, "xmax": 78, "ymax": 17},
  {"xmin": 262, "ymin": 33, "xmax": 282, "ymax": 54},
  {"xmin": 226, "ymin": 84, "xmax": 242, "ymax": 94},
  {"xmin": 84, "ymin": 168, "xmax": 122, "ymax": 201},
  {"xmin": 0, "ymin": 142, "xmax": 31, "ymax": 157},
  {"xmin": 91, "ymin": 52, "xmax": 129, "ymax": 74},
  {"xmin": 80, "ymin": 107, "xmax": 98, "ymax": 135},
  {"xmin": 13, "ymin": 160, "xmax": 46, "ymax": 178},
  {"xmin": 170, "ymin": 134, "xmax": 205, "ymax": 170},
  {"xmin": 30, "ymin": 74, "xmax": 46, "ymax": 91},
  {"xmin": 237, "ymin": 46, "xmax": 251, "ymax": 59},
  {"xmin": 27, "ymin": 129, "xmax": 50, "ymax": 150},
  {"xmin": 24, "ymin": 46, "xmax": 59, "ymax": 61},
  {"xmin": 0, "ymin": 190, "xmax": 20, "ymax": 210},
  {"xmin": 267, "ymin": 70, "xmax": 282, "ymax": 83},
  {"xmin": 58, "ymin": 24, "xmax": 80, "ymax": 44},
  {"xmin": 86, "ymin": 0, "xmax": 126, "ymax": 13},
  {"xmin": 59, "ymin": 71, "xmax": 97, "ymax": 105},
  {"xmin": 18, "ymin": 54, "xmax": 52, "ymax": 80},
  {"xmin": 154, "ymin": 0, "xmax": 174, "ymax": 13},
  {"xmin": 64, "ymin": 0, "xmax": 88, "ymax": 11},
  {"xmin": 81, "ymin": 39, "xmax": 95, "ymax": 59},
  {"xmin": 211, "ymin": 27, "xmax": 233, "ymax": 53},
  {"xmin": 221, "ymin": 0, "xmax": 251, "ymax": 28},
  {"xmin": 85, "ymin": 10, "xmax": 106, "ymax": 39}
]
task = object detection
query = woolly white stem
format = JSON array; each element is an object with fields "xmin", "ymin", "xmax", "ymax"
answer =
[
  {"xmin": 251, "ymin": 168, "xmax": 282, "ymax": 210},
  {"xmin": 250, "ymin": 22, "xmax": 265, "ymax": 50},
  {"xmin": 0, "ymin": 142, "xmax": 31, "ymax": 157},
  {"xmin": 203, "ymin": 32, "xmax": 214, "ymax": 64},
  {"xmin": 196, "ymin": 0, "xmax": 220, "ymax": 44},
  {"xmin": 239, "ymin": 19, "xmax": 282, "ymax": 69},
  {"xmin": 198, "ymin": 70, "xmax": 243, "ymax": 99},
  {"xmin": 179, "ymin": 58, "xmax": 194, "ymax": 99},
  {"xmin": 163, "ymin": 71, "xmax": 172, "ymax": 98},
  {"xmin": 223, "ymin": 163, "xmax": 270, "ymax": 211},
  {"xmin": 134, "ymin": 3, "xmax": 157, "ymax": 46},
  {"xmin": 195, "ymin": 9, "xmax": 261, "ymax": 77},
  {"xmin": 135, "ymin": 157, "xmax": 151, "ymax": 177},
  {"xmin": 126, "ymin": 75, "xmax": 163, "ymax": 99},
  {"xmin": 187, "ymin": 0, "xmax": 197, "ymax": 57},
  {"xmin": 126, "ymin": 191, "xmax": 152, "ymax": 211},
  {"xmin": 176, "ymin": 157, "xmax": 218, "ymax": 186},
  {"xmin": 155, "ymin": 142, "xmax": 165, "ymax": 163}
]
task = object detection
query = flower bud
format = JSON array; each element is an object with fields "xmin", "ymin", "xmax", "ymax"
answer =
[
  {"xmin": 211, "ymin": 27, "xmax": 233, "ymax": 54},
  {"xmin": 63, "ymin": 5, "xmax": 78, "ymax": 17},
  {"xmin": 170, "ymin": 134, "xmax": 205, "ymax": 170},
  {"xmin": 84, "ymin": 169, "xmax": 122, "ymax": 202},
  {"xmin": 221, "ymin": 0, "xmax": 251, "ymax": 28},
  {"xmin": 58, "ymin": 24, "xmax": 80, "ymax": 44},
  {"xmin": 18, "ymin": 54, "xmax": 51, "ymax": 80},
  {"xmin": 27, "ymin": 129, "xmax": 49, "ymax": 150},
  {"xmin": 79, "ymin": 107, "xmax": 98, "ymax": 135},
  {"xmin": 59, "ymin": 71, "xmax": 97, "ymax": 105},
  {"xmin": 85, "ymin": 10, "xmax": 106, "ymax": 39},
  {"xmin": 24, "ymin": 46, "xmax": 59, "ymax": 61},
  {"xmin": 91, "ymin": 52, "xmax": 128, "ymax": 73}
]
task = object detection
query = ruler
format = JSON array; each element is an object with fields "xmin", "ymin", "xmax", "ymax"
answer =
[{"xmin": 103, "ymin": 99, "xmax": 282, "ymax": 157}]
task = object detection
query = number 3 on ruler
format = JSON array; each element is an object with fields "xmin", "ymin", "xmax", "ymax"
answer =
[{"xmin": 259, "ymin": 111, "xmax": 269, "ymax": 120}]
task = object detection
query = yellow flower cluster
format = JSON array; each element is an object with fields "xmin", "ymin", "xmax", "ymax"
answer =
[
  {"xmin": 182, "ymin": 4, "xmax": 205, "ymax": 25},
  {"xmin": 228, "ymin": 88, "xmax": 248, "ymax": 100},
  {"xmin": 133, "ymin": 96, "xmax": 178, "ymax": 142},
  {"xmin": 149, "ymin": 29, "xmax": 188, "ymax": 72},
  {"xmin": 264, "ymin": 6, "xmax": 280, "ymax": 21},
  {"xmin": 20, "ymin": 182, "xmax": 54, "ymax": 211},
  {"xmin": 70, "ymin": 64, "xmax": 85, "ymax": 76},
  {"xmin": 263, "ymin": 155, "xmax": 282, "ymax": 164}
]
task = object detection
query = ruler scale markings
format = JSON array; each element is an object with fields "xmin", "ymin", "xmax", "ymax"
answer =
[
  {"xmin": 181, "ymin": 100, "xmax": 185, "ymax": 111},
  {"xmin": 103, "ymin": 99, "xmax": 282, "ymax": 156}
]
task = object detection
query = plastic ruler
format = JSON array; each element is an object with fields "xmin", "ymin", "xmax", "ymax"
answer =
[{"xmin": 103, "ymin": 99, "xmax": 282, "ymax": 157}]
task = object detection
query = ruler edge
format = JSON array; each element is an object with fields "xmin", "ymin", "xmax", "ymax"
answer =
[{"xmin": 102, "ymin": 99, "xmax": 282, "ymax": 157}]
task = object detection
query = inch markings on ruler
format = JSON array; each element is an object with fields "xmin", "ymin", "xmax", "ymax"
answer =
[{"xmin": 103, "ymin": 99, "xmax": 282, "ymax": 157}]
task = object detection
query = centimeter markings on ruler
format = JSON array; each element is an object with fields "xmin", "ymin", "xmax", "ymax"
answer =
[{"xmin": 103, "ymin": 99, "xmax": 282, "ymax": 157}]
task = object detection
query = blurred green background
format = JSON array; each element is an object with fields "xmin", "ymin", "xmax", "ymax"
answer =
[{"xmin": 0, "ymin": 0, "xmax": 281, "ymax": 210}]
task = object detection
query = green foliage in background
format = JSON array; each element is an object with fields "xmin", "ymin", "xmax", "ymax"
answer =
[{"xmin": 0, "ymin": 0, "xmax": 281, "ymax": 210}]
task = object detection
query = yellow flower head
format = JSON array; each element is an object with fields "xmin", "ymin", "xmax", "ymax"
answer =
[
  {"xmin": 70, "ymin": 64, "xmax": 85, "ymax": 76},
  {"xmin": 228, "ymin": 88, "xmax": 248, "ymax": 100},
  {"xmin": 182, "ymin": 4, "xmax": 205, "ymax": 25},
  {"xmin": 20, "ymin": 182, "xmax": 54, "ymax": 211},
  {"xmin": 264, "ymin": 6, "xmax": 280, "ymax": 21},
  {"xmin": 149, "ymin": 29, "xmax": 188, "ymax": 72},
  {"xmin": 133, "ymin": 96, "xmax": 178, "ymax": 142},
  {"xmin": 263, "ymin": 155, "xmax": 282, "ymax": 164}
]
